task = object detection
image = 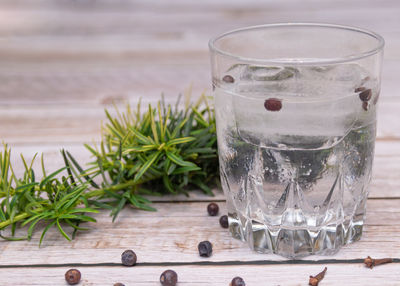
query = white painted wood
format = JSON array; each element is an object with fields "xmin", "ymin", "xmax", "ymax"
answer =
[
  {"xmin": 0, "ymin": 65, "xmax": 210, "ymax": 107},
  {"xmin": 0, "ymin": 260, "xmax": 399, "ymax": 285},
  {"xmin": 0, "ymin": 99, "xmax": 397, "ymax": 143},
  {"xmin": 0, "ymin": 0, "xmax": 399, "ymax": 284},
  {"xmin": 0, "ymin": 2, "xmax": 399, "ymax": 38},
  {"xmin": 0, "ymin": 200, "xmax": 398, "ymax": 266},
  {"xmin": 0, "ymin": 60, "xmax": 398, "ymax": 105},
  {"xmin": 0, "ymin": 264, "xmax": 399, "ymax": 285}
]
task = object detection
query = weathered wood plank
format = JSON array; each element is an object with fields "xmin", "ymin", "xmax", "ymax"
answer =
[
  {"xmin": 0, "ymin": 0, "xmax": 399, "ymax": 9},
  {"xmin": 0, "ymin": 2, "xmax": 398, "ymax": 66},
  {"xmin": 0, "ymin": 0, "xmax": 398, "ymax": 284},
  {"xmin": 0, "ymin": 3, "xmax": 399, "ymax": 35},
  {"xmin": 0, "ymin": 65, "xmax": 210, "ymax": 105},
  {"xmin": 0, "ymin": 60, "xmax": 398, "ymax": 106},
  {"xmin": 0, "ymin": 59, "xmax": 397, "ymax": 108},
  {"xmin": 0, "ymin": 200, "xmax": 399, "ymax": 266},
  {"xmin": 0, "ymin": 95, "xmax": 399, "ymax": 143},
  {"xmin": 0, "ymin": 69, "xmax": 210, "ymax": 110},
  {"xmin": 0, "ymin": 263, "xmax": 399, "ymax": 286}
]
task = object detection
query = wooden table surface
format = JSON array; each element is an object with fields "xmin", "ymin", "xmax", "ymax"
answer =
[{"xmin": 1, "ymin": 0, "xmax": 400, "ymax": 285}]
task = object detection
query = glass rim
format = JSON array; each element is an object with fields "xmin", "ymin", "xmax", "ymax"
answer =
[{"xmin": 208, "ymin": 23, "xmax": 385, "ymax": 66}]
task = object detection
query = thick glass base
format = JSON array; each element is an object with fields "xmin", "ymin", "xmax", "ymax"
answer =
[{"xmin": 228, "ymin": 212, "xmax": 364, "ymax": 258}]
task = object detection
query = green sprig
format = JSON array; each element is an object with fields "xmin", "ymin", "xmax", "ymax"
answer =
[
  {"xmin": 0, "ymin": 146, "xmax": 99, "ymax": 246},
  {"xmin": 0, "ymin": 93, "xmax": 219, "ymax": 244},
  {"xmin": 80, "ymin": 93, "xmax": 219, "ymax": 221}
]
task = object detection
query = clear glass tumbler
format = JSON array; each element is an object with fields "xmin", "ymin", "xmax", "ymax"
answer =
[{"xmin": 209, "ymin": 23, "xmax": 384, "ymax": 258}]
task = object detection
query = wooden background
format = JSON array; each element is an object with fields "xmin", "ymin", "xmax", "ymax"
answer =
[{"xmin": 0, "ymin": 0, "xmax": 399, "ymax": 285}]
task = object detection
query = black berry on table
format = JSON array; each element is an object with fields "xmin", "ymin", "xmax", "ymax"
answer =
[
  {"xmin": 121, "ymin": 249, "xmax": 137, "ymax": 266},
  {"xmin": 198, "ymin": 240, "xmax": 213, "ymax": 257},
  {"xmin": 219, "ymin": 215, "xmax": 229, "ymax": 228},
  {"xmin": 65, "ymin": 269, "xmax": 81, "ymax": 285},
  {"xmin": 230, "ymin": 276, "xmax": 246, "ymax": 286},
  {"xmin": 207, "ymin": 203, "xmax": 219, "ymax": 216},
  {"xmin": 160, "ymin": 269, "xmax": 178, "ymax": 286}
]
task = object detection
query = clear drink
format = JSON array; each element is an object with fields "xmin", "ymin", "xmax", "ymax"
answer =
[{"xmin": 209, "ymin": 24, "xmax": 384, "ymax": 257}]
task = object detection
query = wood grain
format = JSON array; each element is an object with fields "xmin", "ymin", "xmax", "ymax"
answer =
[
  {"xmin": 0, "ymin": 0, "xmax": 399, "ymax": 285},
  {"xmin": 0, "ymin": 98, "xmax": 398, "ymax": 143},
  {"xmin": 0, "ymin": 60, "xmax": 399, "ymax": 106},
  {"xmin": 0, "ymin": 200, "xmax": 399, "ymax": 266},
  {"xmin": 0, "ymin": 263, "xmax": 399, "ymax": 286}
]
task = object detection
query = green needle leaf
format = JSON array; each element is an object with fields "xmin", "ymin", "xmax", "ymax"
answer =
[
  {"xmin": 65, "ymin": 219, "xmax": 90, "ymax": 231},
  {"xmin": 39, "ymin": 221, "xmax": 56, "ymax": 246},
  {"xmin": 41, "ymin": 153, "xmax": 47, "ymax": 178},
  {"xmin": 15, "ymin": 182, "xmax": 39, "ymax": 191},
  {"xmin": 66, "ymin": 151, "xmax": 100, "ymax": 189},
  {"xmin": 27, "ymin": 215, "xmax": 46, "ymax": 239},
  {"xmin": 165, "ymin": 151, "xmax": 197, "ymax": 168},
  {"xmin": 61, "ymin": 149, "xmax": 76, "ymax": 186},
  {"xmin": 123, "ymin": 145, "xmax": 157, "ymax": 154},
  {"xmin": 171, "ymin": 166, "xmax": 201, "ymax": 174},
  {"xmin": 68, "ymin": 208, "xmax": 99, "ymax": 214},
  {"xmin": 134, "ymin": 151, "xmax": 162, "ymax": 182},
  {"xmin": 56, "ymin": 219, "xmax": 71, "ymax": 241},
  {"xmin": 130, "ymin": 128, "xmax": 153, "ymax": 145},
  {"xmin": 39, "ymin": 167, "xmax": 67, "ymax": 188},
  {"xmin": 166, "ymin": 137, "xmax": 196, "ymax": 146},
  {"xmin": 149, "ymin": 105, "xmax": 160, "ymax": 144},
  {"xmin": 162, "ymin": 175, "xmax": 176, "ymax": 194}
]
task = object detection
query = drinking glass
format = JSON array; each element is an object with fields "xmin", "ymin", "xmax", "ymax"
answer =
[{"xmin": 209, "ymin": 23, "xmax": 384, "ymax": 258}]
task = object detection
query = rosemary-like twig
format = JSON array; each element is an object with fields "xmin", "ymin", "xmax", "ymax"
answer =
[{"xmin": 0, "ymin": 93, "xmax": 219, "ymax": 244}]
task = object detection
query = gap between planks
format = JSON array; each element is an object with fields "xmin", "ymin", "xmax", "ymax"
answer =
[
  {"xmin": 150, "ymin": 197, "xmax": 400, "ymax": 204},
  {"xmin": 0, "ymin": 264, "xmax": 399, "ymax": 286},
  {"xmin": 0, "ymin": 258, "xmax": 399, "ymax": 269}
]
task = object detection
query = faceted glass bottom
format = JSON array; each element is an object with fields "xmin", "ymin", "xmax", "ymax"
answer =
[{"xmin": 228, "ymin": 212, "xmax": 364, "ymax": 258}]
